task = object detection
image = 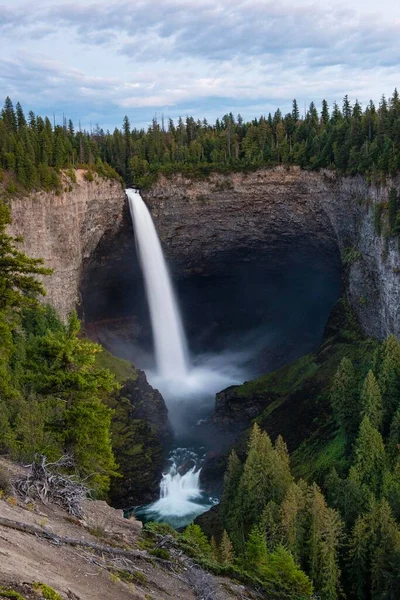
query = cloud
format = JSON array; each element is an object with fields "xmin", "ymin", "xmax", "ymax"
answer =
[{"xmin": 0, "ymin": 0, "xmax": 399, "ymax": 129}]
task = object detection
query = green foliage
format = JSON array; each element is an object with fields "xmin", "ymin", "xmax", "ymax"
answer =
[
  {"xmin": 0, "ymin": 203, "xmax": 51, "ymax": 311},
  {"xmin": 219, "ymin": 530, "xmax": 235, "ymax": 565},
  {"xmin": 182, "ymin": 523, "xmax": 212, "ymax": 557},
  {"xmin": 83, "ymin": 169, "xmax": 94, "ymax": 182},
  {"xmin": 94, "ymin": 348, "xmax": 138, "ymax": 382},
  {"xmin": 0, "ymin": 588, "xmax": 27, "ymax": 599},
  {"xmin": 330, "ymin": 358, "xmax": 360, "ymax": 447},
  {"xmin": 0, "ymin": 209, "xmax": 120, "ymax": 496},
  {"xmin": 142, "ymin": 520, "xmax": 178, "ymax": 538},
  {"xmin": 237, "ymin": 425, "xmax": 293, "ymax": 547},
  {"xmin": 149, "ymin": 547, "xmax": 170, "ymax": 560},
  {"xmin": 360, "ymin": 370, "xmax": 383, "ymax": 429},
  {"xmin": 3, "ymin": 90, "xmax": 400, "ymax": 192},
  {"xmin": 354, "ymin": 416, "xmax": 386, "ymax": 494},
  {"xmin": 376, "ymin": 335, "xmax": 400, "ymax": 429},
  {"xmin": 32, "ymin": 583, "xmax": 62, "ymax": 600},
  {"xmin": 343, "ymin": 247, "xmax": 362, "ymax": 265}
]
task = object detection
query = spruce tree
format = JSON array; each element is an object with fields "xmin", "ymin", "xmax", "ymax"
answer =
[
  {"xmin": 354, "ymin": 416, "xmax": 386, "ymax": 495},
  {"xmin": 360, "ymin": 370, "xmax": 383, "ymax": 430},
  {"xmin": 279, "ymin": 481, "xmax": 307, "ymax": 560},
  {"xmin": 378, "ymin": 335, "xmax": 400, "ymax": 428},
  {"xmin": 219, "ymin": 530, "xmax": 235, "ymax": 566},
  {"xmin": 330, "ymin": 358, "xmax": 359, "ymax": 446},
  {"xmin": 244, "ymin": 525, "xmax": 268, "ymax": 575},
  {"xmin": 220, "ymin": 449, "xmax": 243, "ymax": 547}
]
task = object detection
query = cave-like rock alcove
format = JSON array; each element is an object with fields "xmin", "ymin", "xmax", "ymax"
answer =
[{"xmin": 81, "ymin": 198, "xmax": 342, "ymax": 386}]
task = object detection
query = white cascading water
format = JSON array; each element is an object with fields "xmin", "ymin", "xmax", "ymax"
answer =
[
  {"xmin": 126, "ymin": 188, "xmax": 189, "ymax": 379},
  {"xmin": 143, "ymin": 451, "xmax": 212, "ymax": 526},
  {"xmin": 127, "ymin": 189, "xmax": 210, "ymax": 525}
]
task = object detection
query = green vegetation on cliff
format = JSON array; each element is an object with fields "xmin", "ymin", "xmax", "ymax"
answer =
[
  {"xmin": 2, "ymin": 90, "xmax": 400, "ymax": 192},
  {"xmin": 0, "ymin": 201, "xmax": 121, "ymax": 494},
  {"xmin": 201, "ymin": 305, "xmax": 400, "ymax": 600}
]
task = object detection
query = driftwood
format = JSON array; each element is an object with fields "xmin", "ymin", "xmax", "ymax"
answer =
[{"xmin": 14, "ymin": 455, "xmax": 88, "ymax": 517}]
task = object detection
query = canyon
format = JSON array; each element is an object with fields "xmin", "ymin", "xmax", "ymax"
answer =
[
  {"xmin": 7, "ymin": 166, "xmax": 400, "ymax": 505},
  {"xmin": 8, "ymin": 167, "xmax": 400, "ymax": 341}
]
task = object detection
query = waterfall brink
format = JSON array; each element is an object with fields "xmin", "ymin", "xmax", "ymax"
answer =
[{"xmin": 126, "ymin": 188, "xmax": 189, "ymax": 378}]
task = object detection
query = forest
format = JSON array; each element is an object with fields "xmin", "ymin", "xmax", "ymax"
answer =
[
  {"xmin": 1, "ymin": 93, "xmax": 400, "ymax": 599},
  {"xmin": 1, "ymin": 91, "xmax": 400, "ymax": 192}
]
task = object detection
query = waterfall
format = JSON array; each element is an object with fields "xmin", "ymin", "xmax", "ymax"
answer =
[
  {"xmin": 135, "ymin": 449, "xmax": 214, "ymax": 528},
  {"xmin": 127, "ymin": 189, "xmax": 222, "ymax": 527},
  {"xmin": 126, "ymin": 188, "xmax": 189, "ymax": 378}
]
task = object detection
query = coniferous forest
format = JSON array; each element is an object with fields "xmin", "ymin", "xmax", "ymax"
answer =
[
  {"xmin": 1, "ymin": 91, "xmax": 400, "ymax": 193},
  {"xmin": 1, "ymin": 92, "xmax": 400, "ymax": 599}
]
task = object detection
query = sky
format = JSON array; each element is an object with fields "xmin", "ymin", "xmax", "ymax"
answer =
[{"xmin": 1, "ymin": 0, "xmax": 400, "ymax": 131}]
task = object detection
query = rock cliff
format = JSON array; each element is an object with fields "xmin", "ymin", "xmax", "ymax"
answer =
[
  {"xmin": 7, "ymin": 166, "xmax": 400, "ymax": 341},
  {"xmin": 8, "ymin": 170, "xmax": 126, "ymax": 322},
  {"xmin": 143, "ymin": 167, "xmax": 400, "ymax": 340}
]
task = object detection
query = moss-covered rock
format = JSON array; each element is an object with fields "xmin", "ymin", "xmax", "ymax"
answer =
[
  {"xmin": 213, "ymin": 300, "xmax": 379, "ymax": 482},
  {"xmin": 103, "ymin": 359, "xmax": 172, "ymax": 508}
]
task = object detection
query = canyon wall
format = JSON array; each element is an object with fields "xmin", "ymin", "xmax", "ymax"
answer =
[
  {"xmin": 8, "ymin": 170, "xmax": 126, "ymax": 322},
  {"xmin": 143, "ymin": 168, "xmax": 400, "ymax": 340},
  {"xmin": 7, "ymin": 167, "xmax": 400, "ymax": 339}
]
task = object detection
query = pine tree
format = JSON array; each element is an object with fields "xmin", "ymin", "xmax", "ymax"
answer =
[
  {"xmin": 378, "ymin": 335, "xmax": 400, "ymax": 429},
  {"xmin": 244, "ymin": 525, "xmax": 268, "ymax": 574},
  {"xmin": 388, "ymin": 410, "xmax": 400, "ymax": 465},
  {"xmin": 210, "ymin": 536, "xmax": 219, "ymax": 562},
  {"xmin": 360, "ymin": 370, "xmax": 383, "ymax": 430},
  {"xmin": 279, "ymin": 481, "xmax": 306, "ymax": 560},
  {"xmin": 0, "ymin": 203, "xmax": 50, "ymax": 310},
  {"xmin": 292, "ymin": 99, "xmax": 300, "ymax": 121},
  {"xmin": 348, "ymin": 514, "xmax": 370, "ymax": 599},
  {"xmin": 354, "ymin": 416, "xmax": 386, "ymax": 494},
  {"xmin": 330, "ymin": 358, "xmax": 359, "ymax": 446},
  {"xmin": 260, "ymin": 500, "xmax": 281, "ymax": 551},
  {"xmin": 320, "ymin": 99, "xmax": 330, "ymax": 126},
  {"xmin": 239, "ymin": 424, "xmax": 291, "ymax": 541},
  {"xmin": 219, "ymin": 530, "xmax": 234, "ymax": 565},
  {"xmin": 22, "ymin": 311, "xmax": 119, "ymax": 494},
  {"xmin": 183, "ymin": 523, "xmax": 212, "ymax": 557},
  {"xmin": 220, "ymin": 449, "xmax": 243, "ymax": 546}
]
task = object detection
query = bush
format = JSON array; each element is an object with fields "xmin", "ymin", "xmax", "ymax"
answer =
[{"xmin": 84, "ymin": 169, "xmax": 94, "ymax": 182}]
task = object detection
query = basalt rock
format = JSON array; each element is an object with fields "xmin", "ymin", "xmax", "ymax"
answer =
[
  {"xmin": 108, "ymin": 369, "xmax": 172, "ymax": 508},
  {"xmin": 8, "ymin": 167, "xmax": 400, "ymax": 342},
  {"xmin": 143, "ymin": 167, "xmax": 400, "ymax": 341},
  {"xmin": 8, "ymin": 170, "xmax": 126, "ymax": 322}
]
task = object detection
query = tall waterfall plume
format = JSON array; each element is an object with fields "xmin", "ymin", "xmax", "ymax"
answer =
[{"xmin": 126, "ymin": 188, "xmax": 189, "ymax": 378}]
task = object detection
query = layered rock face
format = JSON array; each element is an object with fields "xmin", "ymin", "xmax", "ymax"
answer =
[
  {"xmin": 8, "ymin": 170, "xmax": 126, "ymax": 322},
  {"xmin": 143, "ymin": 168, "xmax": 399, "ymax": 340},
  {"xmin": 8, "ymin": 166, "xmax": 400, "ymax": 341}
]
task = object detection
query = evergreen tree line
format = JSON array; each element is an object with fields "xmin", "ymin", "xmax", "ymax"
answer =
[
  {"xmin": 2, "ymin": 90, "xmax": 400, "ymax": 192},
  {"xmin": 217, "ymin": 337, "xmax": 400, "ymax": 600},
  {"xmin": 0, "ymin": 203, "xmax": 119, "ymax": 495}
]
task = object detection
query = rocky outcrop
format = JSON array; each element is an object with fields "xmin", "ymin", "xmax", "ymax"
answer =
[
  {"xmin": 143, "ymin": 168, "xmax": 400, "ymax": 340},
  {"xmin": 8, "ymin": 170, "xmax": 126, "ymax": 322},
  {"xmin": 7, "ymin": 166, "xmax": 400, "ymax": 341},
  {"xmin": 108, "ymin": 369, "xmax": 172, "ymax": 508}
]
